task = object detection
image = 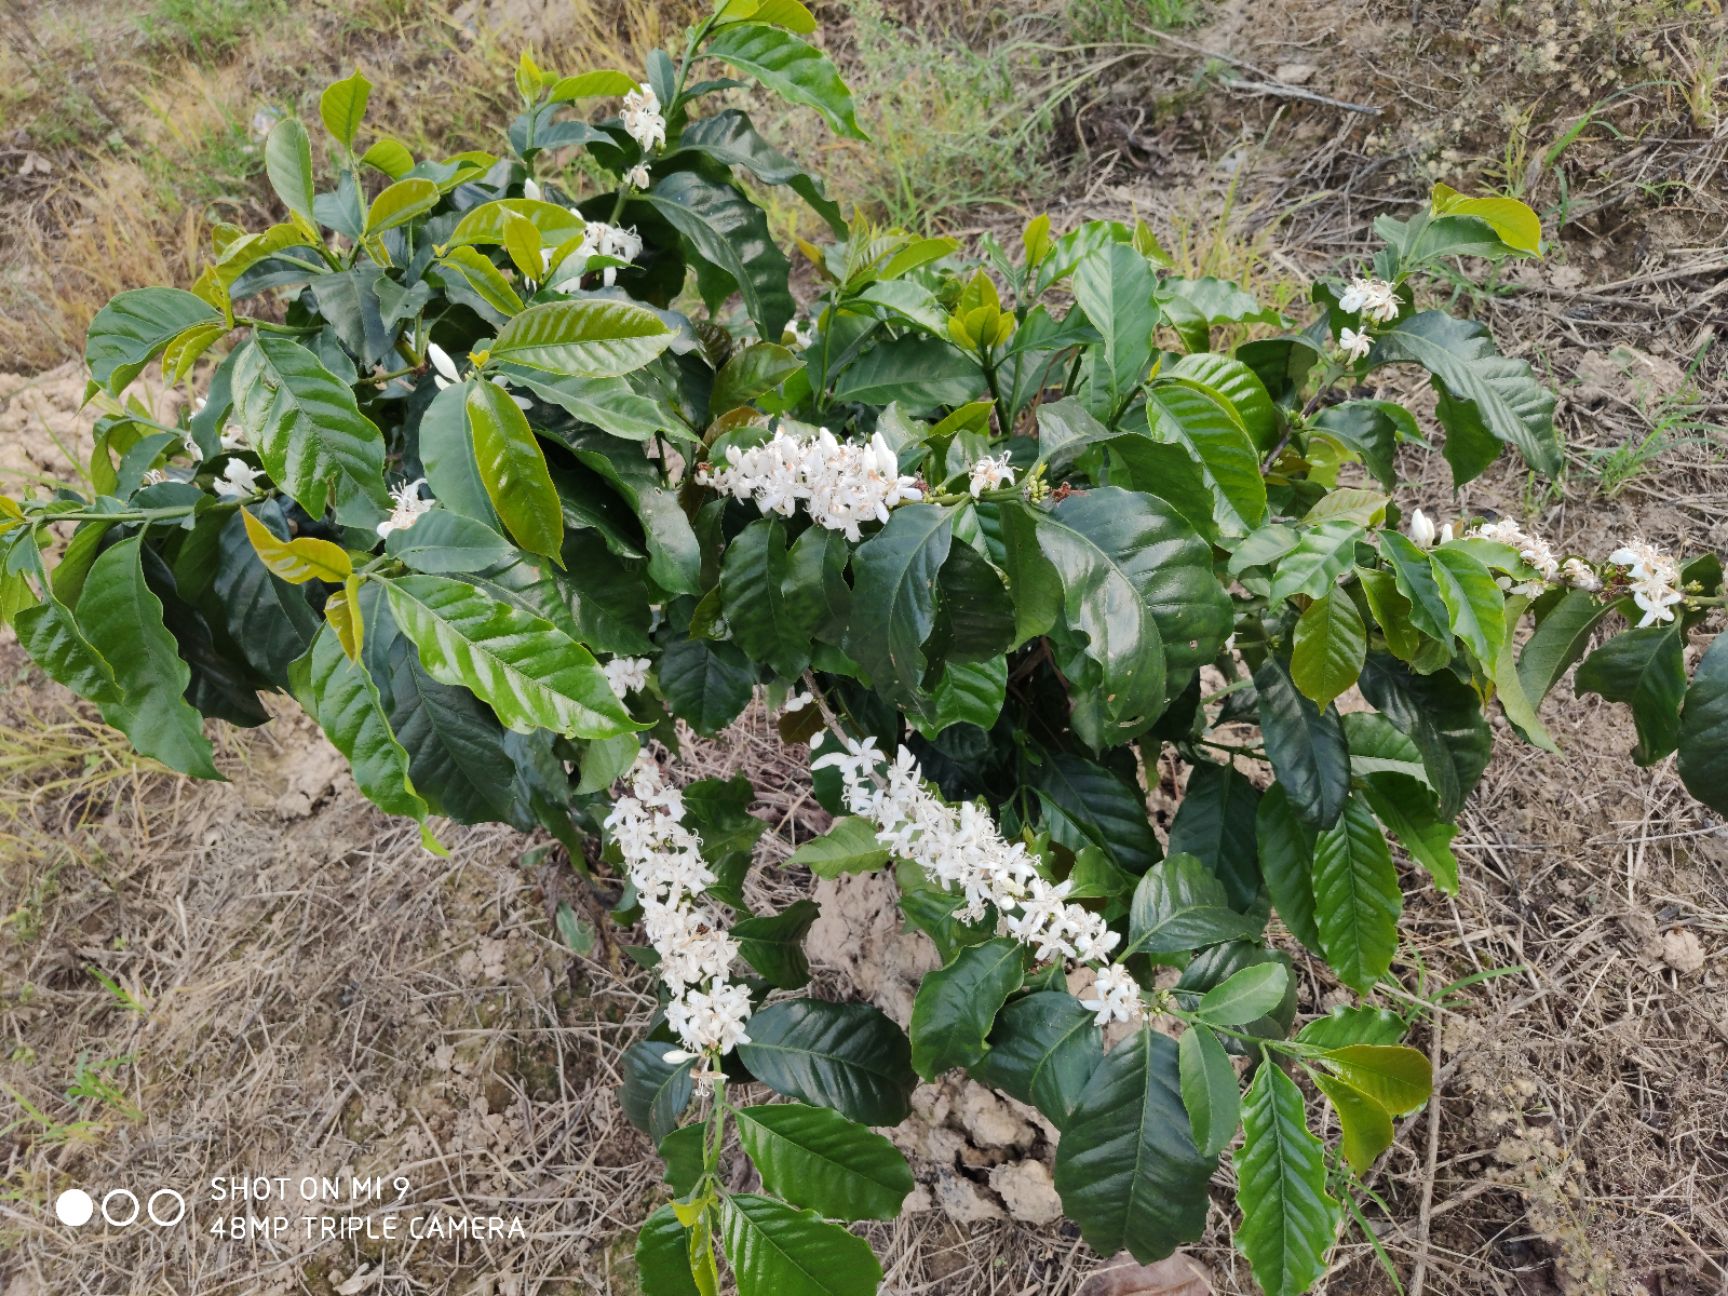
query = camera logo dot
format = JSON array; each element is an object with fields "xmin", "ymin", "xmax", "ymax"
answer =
[{"xmin": 54, "ymin": 1189, "xmax": 94, "ymax": 1227}]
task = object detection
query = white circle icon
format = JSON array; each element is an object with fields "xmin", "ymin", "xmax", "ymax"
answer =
[
  {"xmin": 147, "ymin": 1189, "xmax": 187, "ymax": 1227},
  {"xmin": 101, "ymin": 1189, "xmax": 140, "ymax": 1228},
  {"xmin": 54, "ymin": 1189, "xmax": 94, "ymax": 1227}
]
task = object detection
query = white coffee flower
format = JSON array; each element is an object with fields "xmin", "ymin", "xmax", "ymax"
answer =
[
  {"xmin": 1609, "ymin": 540, "xmax": 1684, "ymax": 627},
  {"xmin": 553, "ymin": 218, "xmax": 644, "ymax": 289},
  {"xmin": 967, "ymin": 452, "xmax": 1016, "ymax": 498},
  {"xmin": 787, "ymin": 318, "xmax": 816, "ymax": 350},
  {"xmin": 704, "ymin": 427, "xmax": 923, "ymax": 542},
  {"xmin": 1339, "ymin": 275, "xmax": 1400, "ymax": 323},
  {"xmin": 603, "ymin": 656, "xmax": 652, "ymax": 697},
  {"xmin": 1471, "ymin": 517, "xmax": 1560, "ymax": 594},
  {"xmin": 782, "ymin": 691, "xmax": 814, "ymax": 714},
  {"xmin": 523, "ymin": 177, "xmax": 543, "ymax": 202},
  {"xmin": 141, "ymin": 468, "xmax": 166, "ymax": 486},
  {"xmin": 624, "ymin": 163, "xmax": 651, "ymax": 189},
  {"xmin": 1561, "ymin": 557, "xmax": 1601, "ymax": 592},
  {"xmin": 1080, "ymin": 964, "xmax": 1143, "ymax": 1027},
  {"xmin": 622, "ymin": 82, "xmax": 666, "ymax": 151},
  {"xmin": 427, "ymin": 342, "xmax": 462, "ymax": 389},
  {"xmin": 1338, "ymin": 326, "xmax": 1373, "ymax": 363},
  {"xmin": 376, "ymin": 478, "xmax": 436, "ymax": 538},
  {"xmin": 220, "ymin": 424, "xmax": 250, "ymax": 453},
  {"xmin": 213, "ymin": 458, "xmax": 264, "ymax": 501},
  {"xmin": 1407, "ymin": 507, "xmax": 1438, "ymax": 548}
]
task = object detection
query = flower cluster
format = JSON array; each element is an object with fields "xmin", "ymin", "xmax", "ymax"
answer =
[
  {"xmin": 1610, "ymin": 540, "xmax": 1685, "ymax": 626},
  {"xmin": 1470, "ymin": 517, "xmax": 1559, "ymax": 596},
  {"xmin": 214, "ymin": 458, "xmax": 263, "ymax": 501},
  {"xmin": 550, "ymin": 220, "xmax": 644, "ymax": 290},
  {"xmin": 967, "ymin": 453, "xmax": 1016, "ymax": 498},
  {"xmin": 377, "ymin": 478, "xmax": 435, "ymax": 539},
  {"xmin": 623, "ymin": 82, "xmax": 666, "ymax": 151},
  {"xmin": 1339, "ymin": 275, "xmax": 1401, "ymax": 324},
  {"xmin": 603, "ymin": 656, "xmax": 652, "ymax": 697},
  {"xmin": 604, "ymin": 754, "xmax": 751, "ymax": 1064},
  {"xmin": 814, "ymin": 737, "xmax": 1134, "ymax": 1025},
  {"xmin": 699, "ymin": 427, "xmax": 923, "ymax": 542}
]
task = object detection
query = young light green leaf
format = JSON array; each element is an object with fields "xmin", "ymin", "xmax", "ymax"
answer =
[
  {"xmin": 1317, "ymin": 1044, "xmax": 1431, "ymax": 1115},
  {"xmin": 240, "ymin": 507, "xmax": 352, "ymax": 584},
  {"xmin": 1427, "ymin": 544, "xmax": 1506, "ymax": 666},
  {"xmin": 1291, "ymin": 589, "xmax": 1365, "ymax": 711},
  {"xmin": 488, "ymin": 299, "xmax": 675, "ymax": 378},
  {"xmin": 733, "ymin": 1104, "xmax": 913, "ymax": 1221},
  {"xmin": 787, "ymin": 816, "xmax": 890, "ymax": 878},
  {"xmin": 365, "ymin": 177, "xmax": 440, "ymax": 234},
  {"xmin": 465, "ymin": 378, "xmax": 563, "ymax": 561},
  {"xmin": 320, "ymin": 69, "xmax": 371, "ymax": 150},
  {"xmin": 1312, "ymin": 1074, "xmax": 1393, "ymax": 1174},
  {"xmin": 1195, "ymin": 963, "xmax": 1290, "ymax": 1027},
  {"xmin": 264, "ymin": 118, "xmax": 317, "ymax": 230},
  {"xmin": 1267, "ymin": 520, "xmax": 1364, "ymax": 604},
  {"xmin": 1236, "ymin": 1063, "xmax": 1339, "ymax": 1296}
]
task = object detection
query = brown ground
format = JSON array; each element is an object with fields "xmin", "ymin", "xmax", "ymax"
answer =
[{"xmin": 3, "ymin": 0, "xmax": 1727, "ymax": 1293}]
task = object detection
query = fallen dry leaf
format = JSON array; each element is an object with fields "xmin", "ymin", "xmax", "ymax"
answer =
[
  {"xmin": 1077, "ymin": 1252, "xmax": 1215, "ymax": 1296},
  {"xmin": 1660, "ymin": 928, "xmax": 1706, "ymax": 975}
]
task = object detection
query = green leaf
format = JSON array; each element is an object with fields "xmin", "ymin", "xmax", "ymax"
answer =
[
  {"xmin": 911, "ymin": 658, "xmax": 1007, "ymax": 737},
  {"xmin": 1491, "ymin": 595, "xmax": 1558, "ymax": 752},
  {"xmin": 788, "ymin": 816, "xmax": 889, "ymax": 878},
  {"xmin": 1255, "ymin": 784, "xmax": 1320, "ymax": 953},
  {"xmin": 384, "ymin": 574, "xmax": 641, "ymax": 739},
  {"xmin": 712, "ymin": 341, "xmax": 803, "ymax": 414},
  {"xmin": 488, "ymin": 300, "xmax": 675, "ymax": 377},
  {"xmin": 732, "ymin": 900, "xmax": 820, "ymax": 990},
  {"xmin": 239, "ymin": 506, "xmax": 351, "ymax": 584},
  {"xmin": 294, "ymin": 628, "xmax": 441, "ymax": 851},
  {"xmin": 320, "ymin": 69, "xmax": 371, "ymax": 149},
  {"xmin": 733, "ymin": 1104, "xmax": 913, "ymax": 1221},
  {"xmin": 437, "ymin": 246, "xmax": 526, "ymax": 318},
  {"xmin": 843, "ymin": 503, "xmax": 951, "ymax": 705},
  {"xmin": 1267, "ymin": 520, "xmax": 1364, "ymax": 604},
  {"xmin": 704, "ymin": 24, "xmax": 866, "ymax": 139},
  {"xmin": 719, "ymin": 1194, "xmax": 882, "ymax": 1296},
  {"xmin": 1310, "ymin": 794, "xmax": 1401, "ymax": 994},
  {"xmin": 465, "ymin": 378, "xmax": 563, "ymax": 560},
  {"xmin": 76, "ymin": 536, "xmax": 219, "ymax": 779},
  {"xmin": 1196, "ymin": 963, "xmax": 1290, "ymax": 1027},
  {"xmin": 509, "ymin": 371, "xmax": 680, "ymax": 442},
  {"xmin": 379, "ymin": 635, "xmax": 519, "ymax": 824},
  {"xmin": 1167, "ymin": 353, "xmax": 1278, "ymax": 451},
  {"xmin": 1576, "ymin": 625, "xmax": 1687, "ymax": 766},
  {"xmin": 644, "ymin": 170, "xmax": 794, "ymax": 341},
  {"xmin": 1355, "ymin": 567, "xmax": 1419, "ymax": 662},
  {"xmin": 1377, "ymin": 530, "xmax": 1453, "ymax": 645},
  {"xmin": 658, "ymin": 637, "xmax": 756, "ymax": 735},
  {"xmin": 365, "ymin": 177, "xmax": 440, "ymax": 234},
  {"xmin": 909, "ymin": 938, "xmax": 1023, "ymax": 1080},
  {"xmin": 234, "ymin": 333, "xmax": 389, "ymax": 527},
  {"xmin": 1052, "ymin": 1028, "xmax": 1216, "ymax": 1264},
  {"xmin": 1291, "ymin": 590, "xmax": 1365, "ymax": 710},
  {"xmin": 13, "ymin": 589, "xmax": 121, "ymax": 704},
  {"xmin": 1236, "ymin": 1063, "xmax": 1338, "ymax": 1296},
  {"xmin": 1254, "ymin": 656, "xmax": 1349, "ymax": 830},
  {"xmin": 1427, "ymin": 545, "xmax": 1506, "ymax": 666},
  {"xmin": 1074, "ymin": 242, "xmax": 1157, "ymax": 419},
  {"xmin": 738, "ymin": 999, "xmax": 916, "ymax": 1126},
  {"xmin": 1031, "ymin": 751, "xmax": 1163, "ymax": 876},
  {"xmin": 1034, "ymin": 487, "xmax": 1232, "ymax": 737},
  {"xmin": 1430, "ymin": 183, "xmax": 1542, "ymax": 254},
  {"xmin": 970, "ymin": 991, "xmax": 1102, "ymax": 1129},
  {"xmin": 637, "ymin": 1206, "xmax": 703, "ymax": 1296},
  {"xmin": 1128, "ymin": 853, "xmax": 1263, "ymax": 957},
  {"xmin": 619, "ymin": 1040, "xmax": 695, "ymax": 1142},
  {"xmin": 264, "ymin": 118, "xmax": 317, "ymax": 230},
  {"xmin": 1145, "ymin": 382, "xmax": 1267, "ymax": 537},
  {"xmin": 657, "ymin": 1124, "xmax": 706, "ymax": 1197},
  {"xmin": 1679, "ymin": 633, "xmax": 1728, "ymax": 816},
  {"xmin": 678, "ymin": 110, "xmax": 844, "ymax": 236},
  {"xmin": 359, "ymin": 136, "xmax": 414, "ymax": 179},
  {"xmin": 1517, "ymin": 588, "xmax": 1617, "ymax": 704},
  {"xmin": 385, "ymin": 509, "xmax": 516, "ymax": 573},
  {"xmin": 1297, "ymin": 1006, "xmax": 1407, "ymax": 1049},
  {"xmin": 1167, "ymin": 760, "xmax": 1261, "ymax": 912},
  {"xmin": 417, "ymin": 382, "xmax": 503, "ymax": 528},
  {"xmin": 86, "ymin": 288, "xmax": 222, "ymax": 397},
  {"xmin": 1358, "ymin": 774, "xmax": 1458, "ymax": 895},
  {"xmin": 1312, "ymin": 1074, "xmax": 1393, "ymax": 1174},
  {"xmin": 1372, "ymin": 311, "xmax": 1560, "ymax": 476},
  {"xmin": 1317, "ymin": 1044, "xmax": 1431, "ymax": 1115},
  {"xmin": 721, "ymin": 517, "xmax": 820, "ymax": 678},
  {"xmin": 1178, "ymin": 1025, "xmax": 1240, "ymax": 1159},
  {"xmin": 1340, "ymin": 710, "xmax": 1431, "ymax": 788},
  {"xmin": 1358, "ymin": 654, "xmax": 1492, "ymax": 819}
]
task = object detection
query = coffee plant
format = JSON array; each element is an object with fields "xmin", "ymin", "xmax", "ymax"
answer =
[{"xmin": 6, "ymin": 2, "xmax": 1725, "ymax": 1290}]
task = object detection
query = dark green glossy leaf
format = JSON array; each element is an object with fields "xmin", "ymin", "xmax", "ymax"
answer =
[
  {"xmin": 385, "ymin": 509, "xmax": 517, "ymax": 573},
  {"xmin": 1167, "ymin": 760, "xmax": 1261, "ymax": 911},
  {"xmin": 86, "ymin": 288, "xmax": 222, "ymax": 396},
  {"xmin": 619, "ymin": 1040, "xmax": 696, "ymax": 1142},
  {"xmin": 1177, "ymin": 1025, "xmax": 1240, "ymax": 1159},
  {"xmin": 737, "ymin": 999, "xmax": 916, "ymax": 1127},
  {"xmin": 1377, "ymin": 530, "xmax": 1453, "ymax": 646},
  {"xmin": 1576, "ymin": 625, "xmax": 1687, "ymax": 766},
  {"xmin": 1267, "ymin": 520, "xmax": 1363, "ymax": 604},
  {"xmin": 13, "ymin": 594, "xmax": 120, "ymax": 703},
  {"xmin": 732, "ymin": 899, "xmax": 820, "ymax": 989},
  {"xmin": 1517, "ymin": 588, "xmax": 1618, "ymax": 704},
  {"xmin": 678, "ymin": 109, "xmax": 845, "ymax": 235},
  {"xmin": 1032, "ymin": 751, "xmax": 1162, "ymax": 876},
  {"xmin": 1679, "ymin": 634, "xmax": 1728, "ymax": 816},
  {"xmin": 971, "ymin": 990, "xmax": 1103, "ymax": 1129},
  {"xmin": 636, "ymin": 1205, "xmax": 702, "ymax": 1296},
  {"xmin": 1074, "ymin": 242, "xmax": 1157, "ymax": 419},
  {"xmin": 843, "ymin": 504, "xmax": 950, "ymax": 705},
  {"xmin": 1255, "ymin": 783, "xmax": 1320, "ymax": 953},
  {"xmin": 645, "ymin": 170, "xmax": 794, "ymax": 341},
  {"xmin": 1428, "ymin": 544, "xmax": 1505, "ymax": 666},
  {"xmin": 1052, "ymin": 1028, "xmax": 1216, "ymax": 1264},
  {"xmin": 1128, "ymin": 853, "xmax": 1263, "ymax": 956},
  {"xmin": 704, "ymin": 24, "xmax": 866, "ymax": 139},
  {"xmin": 1146, "ymin": 381, "xmax": 1267, "ymax": 537},
  {"xmin": 1196, "ymin": 963, "xmax": 1289, "ymax": 1027},
  {"xmin": 1358, "ymin": 654, "xmax": 1492, "ymax": 818},
  {"xmin": 719, "ymin": 1194, "xmax": 882, "ymax": 1296},
  {"xmin": 909, "ymin": 938, "xmax": 1023, "ymax": 1080},
  {"xmin": 734, "ymin": 1104, "xmax": 913, "ymax": 1221},
  {"xmin": 720, "ymin": 517, "xmax": 821, "ymax": 678},
  {"xmin": 1254, "ymin": 656, "xmax": 1349, "ymax": 829},
  {"xmin": 659, "ymin": 637, "xmax": 756, "ymax": 734}
]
